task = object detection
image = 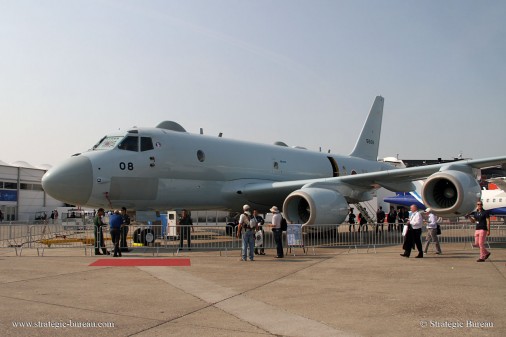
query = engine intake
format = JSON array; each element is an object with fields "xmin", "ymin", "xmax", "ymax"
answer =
[
  {"xmin": 422, "ymin": 170, "xmax": 481, "ymax": 216},
  {"xmin": 283, "ymin": 188, "xmax": 349, "ymax": 225}
]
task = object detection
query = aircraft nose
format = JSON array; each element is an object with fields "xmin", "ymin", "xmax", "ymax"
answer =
[{"xmin": 42, "ymin": 156, "xmax": 93, "ymax": 205}]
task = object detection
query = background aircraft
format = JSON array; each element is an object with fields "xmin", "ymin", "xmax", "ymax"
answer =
[
  {"xmin": 384, "ymin": 177, "xmax": 506, "ymax": 216},
  {"xmin": 42, "ymin": 96, "xmax": 506, "ymax": 226}
]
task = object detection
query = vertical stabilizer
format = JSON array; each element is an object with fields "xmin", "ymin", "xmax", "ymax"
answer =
[{"xmin": 349, "ymin": 96, "xmax": 384, "ymax": 161}]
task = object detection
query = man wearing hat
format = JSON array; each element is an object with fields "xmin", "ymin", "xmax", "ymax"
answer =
[
  {"xmin": 237, "ymin": 204, "xmax": 256, "ymax": 261},
  {"xmin": 424, "ymin": 208, "xmax": 442, "ymax": 255},
  {"xmin": 269, "ymin": 206, "xmax": 284, "ymax": 258}
]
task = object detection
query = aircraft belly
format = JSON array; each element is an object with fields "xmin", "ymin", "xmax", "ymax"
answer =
[
  {"xmin": 109, "ymin": 177, "xmax": 158, "ymax": 200},
  {"xmin": 155, "ymin": 179, "xmax": 227, "ymax": 209}
]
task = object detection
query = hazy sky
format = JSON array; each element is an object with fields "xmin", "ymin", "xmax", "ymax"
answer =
[{"xmin": 2, "ymin": 0, "xmax": 505, "ymax": 167}]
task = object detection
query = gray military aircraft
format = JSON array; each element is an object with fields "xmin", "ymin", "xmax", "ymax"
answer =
[{"xmin": 42, "ymin": 96, "xmax": 506, "ymax": 225}]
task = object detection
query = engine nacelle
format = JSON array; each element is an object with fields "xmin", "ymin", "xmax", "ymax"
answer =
[
  {"xmin": 422, "ymin": 170, "xmax": 481, "ymax": 216},
  {"xmin": 283, "ymin": 188, "xmax": 349, "ymax": 225}
]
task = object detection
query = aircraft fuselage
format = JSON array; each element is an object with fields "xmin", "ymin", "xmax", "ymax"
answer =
[{"xmin": 43, "ymin": 126, "xmax": 391, "ymax": 212}]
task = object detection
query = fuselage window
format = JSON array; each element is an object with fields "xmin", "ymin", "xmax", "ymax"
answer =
[
  {"xmin": 118, "ymin": 136, "xmax": 139, "ymax": 152},
  {"xmin": 141, "ymin": 137, "xmax": 154, "ymax": 152}
]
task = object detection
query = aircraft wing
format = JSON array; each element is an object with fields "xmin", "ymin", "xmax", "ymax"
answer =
[{"xmin": 243, "ymin": 156, "xmax": 506, "ymax": 199}]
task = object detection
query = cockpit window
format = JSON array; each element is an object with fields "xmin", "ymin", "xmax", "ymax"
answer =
[
  {"xmin": 141, "ymin": 137, "xmax": 154, "ymax": 152},
  {"xmin": 94, "ymin": 136, "xmax": 123, "ymax": 150},
  {"xmin": 118, "ymin": 136, "xmax": 139, "ymax": 152}
]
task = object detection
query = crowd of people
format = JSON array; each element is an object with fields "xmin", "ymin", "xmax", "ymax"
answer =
[
  {"xmin": 348, "ymin": 204, "xmax": 441, "ymax": 259},
  {"xmin": 93, "ymin": 207, "xmax": 131, "ymax": 257},
  {"xmin": 348, "ymin": 205, "xmax": 411, "ymax": 233},
  {"xmin": 345, "ymin": 202, "xmax": 492, "ymax": 263},
  {"xmin": 91, "ymin": 203, "xmax": 286, "ymax": 260},
  {"xmin": 236, "ymin": 204, "xmax": 284, "ymax": 261},
  {"xmin": 90, "ymin": 201, "xmax": 492, "ymax": 264}
]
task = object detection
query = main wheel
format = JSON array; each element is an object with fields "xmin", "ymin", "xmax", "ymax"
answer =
[
  {"xmin": 132, "ymin": 228, "xmax": 142, "ymax": 243},
  {"xmin": 141, "ymin": 228, "xmax": 155, "ymax": 245}
]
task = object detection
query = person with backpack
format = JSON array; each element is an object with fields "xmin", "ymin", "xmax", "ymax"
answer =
[
  {"xmin": 237, "ymin": 204, "xmax": 256, "ymax": 261},
  {"xmin": 269, "ymin": 206, "xmax": 284, "ymax": 258}
]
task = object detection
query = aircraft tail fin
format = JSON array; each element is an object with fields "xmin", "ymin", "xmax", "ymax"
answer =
[{"xmin": 349, "ymin": 96, "xmax": 384, "ymax": 161}]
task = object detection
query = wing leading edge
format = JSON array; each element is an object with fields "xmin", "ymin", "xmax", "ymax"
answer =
[{"xmin": 241, "ymin": 156, "xmax": 506, "ymax": 203}]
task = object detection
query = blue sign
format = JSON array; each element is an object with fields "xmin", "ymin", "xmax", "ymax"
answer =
[{"xmin": 0, "ymin": 190, "xmax": 17, "ymax": 202}]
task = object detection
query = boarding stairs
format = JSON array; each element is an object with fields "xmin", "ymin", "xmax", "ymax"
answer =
[{"xmin": 353, "ymin": 203, "xmax": 375, "ymax": 224}]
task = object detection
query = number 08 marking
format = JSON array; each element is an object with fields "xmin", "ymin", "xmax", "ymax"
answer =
[{"xmin": 119, "ymin": 162, "xmax": 134, "ymax": 171}]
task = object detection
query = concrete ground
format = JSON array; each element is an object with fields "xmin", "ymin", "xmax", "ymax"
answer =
[{"xmin": 0, "ymin": 244, "xmax": 504, "ymax": 337}]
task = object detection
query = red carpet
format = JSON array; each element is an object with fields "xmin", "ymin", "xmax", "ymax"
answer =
[{"xmin": 89, "ymin": 258, "xmax": 191, "ymax": 267}]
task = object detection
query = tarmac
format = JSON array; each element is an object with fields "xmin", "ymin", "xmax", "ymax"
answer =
[{"xmin": 0, "ymin": 244, "xmax": 505, "ymax": 337}]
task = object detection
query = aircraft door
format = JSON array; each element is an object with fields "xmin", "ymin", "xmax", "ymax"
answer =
[
  {"xmin": 327, "ymin": 157, "xmax": 340, "ymax": 177},
  {"xmin": 272, "ymin": 159, "xmax": 287, "ymax": 174}
]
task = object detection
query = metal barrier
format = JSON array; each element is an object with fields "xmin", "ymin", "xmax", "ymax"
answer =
[
  {"xmin": 1, "ymin": 223, "xmax": 281, "ymax": 256},
  {"xmin": 1, "ymin": 221, "xmax": 505, "ymax": 256},
  {"xmin": 115, "ymin": 224, "xmax": 278, "ymax": 256},
  {"xmin": 0, "ymin": 224, "xmax": 30, "ymax": 256},
  {"xmin": 121, "ymin": 224, "xmax": 240, "ymax": 256},
  {"xmin": 300, "ymin": 221, "xmax": 506, "ymax": 255},
  {"xmin": 0, "ymin": 223, "xmax": 82, "ymax": 256}
]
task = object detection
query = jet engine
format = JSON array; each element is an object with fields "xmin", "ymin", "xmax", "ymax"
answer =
[
  {"xmin": 283, "ymin": 188, "xmax": 349, "ymax": 225},
  {"xmin": 422, "ymin": 170, "xmax": 481, "ymax": 216}
]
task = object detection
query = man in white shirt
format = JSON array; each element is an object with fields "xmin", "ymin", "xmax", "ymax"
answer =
[
  {"xmin": 269, "ymin": 206, "xmax": 284, "ymax": 258},
  {"xmin": 424, "ymin": 208, "xmax": 442, "ymax": 255},
  {"xmin": 401, "ymin": 204, "xmax": 424, "ymax": 258}
]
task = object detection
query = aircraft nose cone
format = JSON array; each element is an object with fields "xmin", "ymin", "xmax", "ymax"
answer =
[{"xmin": 42, "ymin": 156, "xmax": 93, "ymax": 205}]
